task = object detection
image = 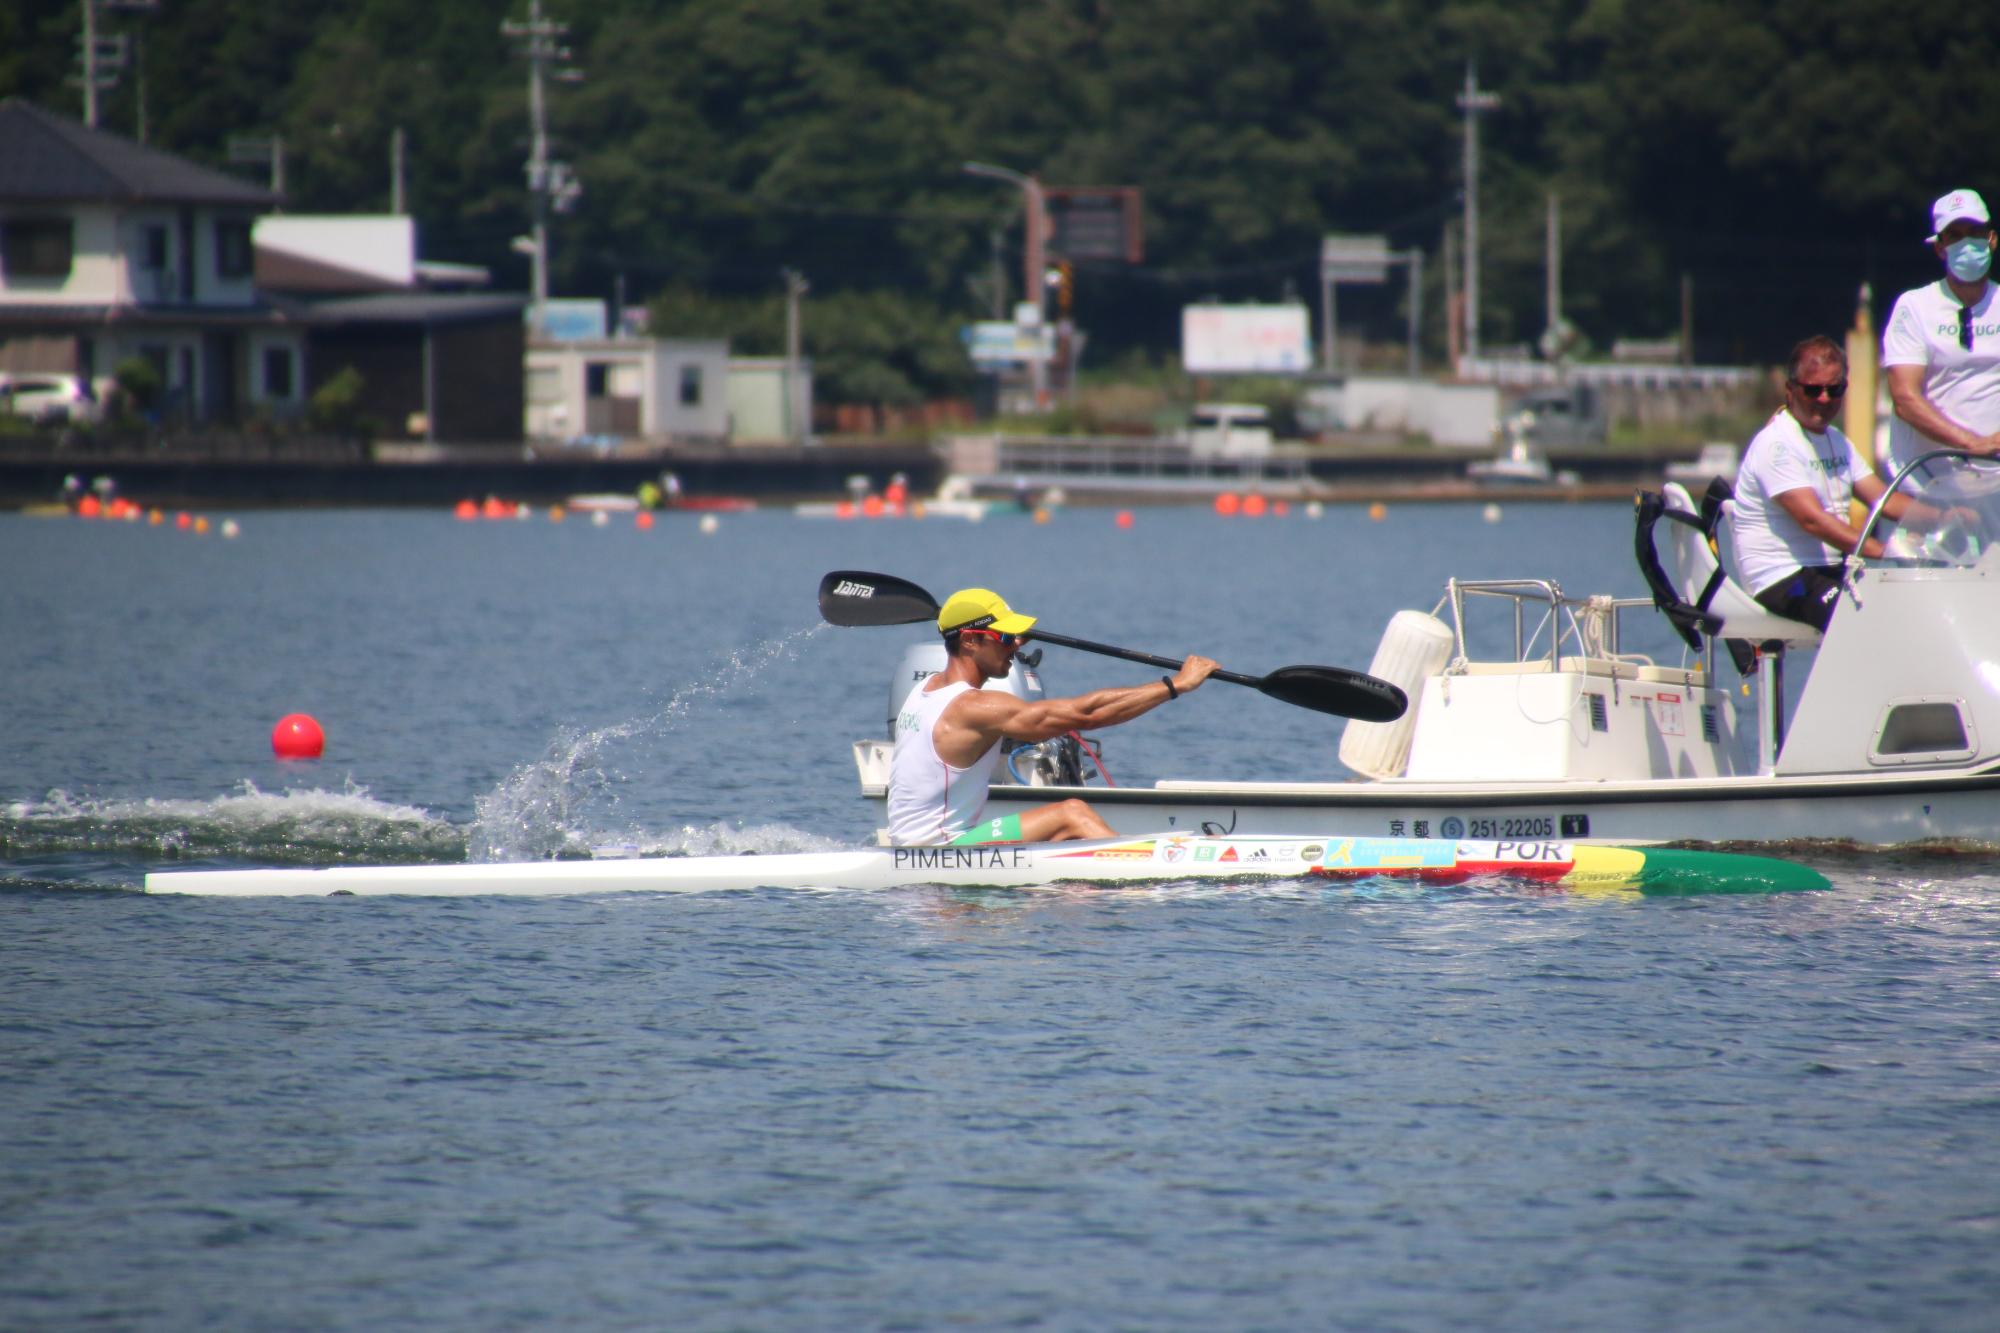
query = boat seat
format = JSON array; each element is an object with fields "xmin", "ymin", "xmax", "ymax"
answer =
[{"xmin": 1650, "ymin": 482, "xmax": 1821, "ymax": 649}]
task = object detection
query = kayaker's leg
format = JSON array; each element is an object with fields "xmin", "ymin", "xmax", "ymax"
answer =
[{"xmin": 1018, "ymin": 798, "xmax": 1114, "ymax": 842}]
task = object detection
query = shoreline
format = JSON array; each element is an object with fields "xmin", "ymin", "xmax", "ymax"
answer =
[{"xmin": 0, "ymin": 440, "xmax": 1710, "ymax": 511}]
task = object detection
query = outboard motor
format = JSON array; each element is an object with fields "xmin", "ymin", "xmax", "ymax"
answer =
[{"xmin": 886, "ymin": 643, "xmax": 1084, "ymax": 787}]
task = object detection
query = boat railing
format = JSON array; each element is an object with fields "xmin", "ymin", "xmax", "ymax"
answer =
[
  {"xmin": 1853, "ymin": 448, "xmax": 2000, "ymax": 568},
  {"xmin": 1436, "ymin": 578, "xmax": 1658, "ymax": 673}
]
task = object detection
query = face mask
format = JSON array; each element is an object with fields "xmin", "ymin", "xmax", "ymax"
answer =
[{"xmin": 1945, "ymin": 235, "xmax": 1993, "ymax": 283}]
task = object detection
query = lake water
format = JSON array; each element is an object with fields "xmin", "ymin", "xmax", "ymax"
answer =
[{"xmin": 3, "ymin": 503, "xmax": 1998, "ymax": 1329}]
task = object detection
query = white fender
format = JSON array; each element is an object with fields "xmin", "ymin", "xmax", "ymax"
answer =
[{"xmin": 1338, "ymin": 610, "xmax": 1455, "ymax": 778}]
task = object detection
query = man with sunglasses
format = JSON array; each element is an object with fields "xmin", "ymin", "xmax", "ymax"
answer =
[
  {"xmin": 1880, "ymin": 189, "xmax": 2000, "ymax": 495},
  {"xmin": 886, "ymin": 587, "xmax": 1217, "ymax": 846},
  {"xmin": 1731, "ymin": 336, "xmax": 1969, "ymax": 631}
]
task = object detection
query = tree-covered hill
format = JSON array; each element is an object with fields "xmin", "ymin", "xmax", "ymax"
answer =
[{"xmin": 5, "ymin": 0, "xmax": 1997, "ymax": 401}]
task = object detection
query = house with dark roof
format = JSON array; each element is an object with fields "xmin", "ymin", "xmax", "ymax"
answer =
[
  {"xmin": 250, "ymin": 214, "xmax": 525, "ymax": 443},
  {"xmin": 0, "ymin": 99, "xmax": 525, "ymax": 442},
  {"xmin": 0, "ymin": 96, "xmax": 302, "ymax": 423}
]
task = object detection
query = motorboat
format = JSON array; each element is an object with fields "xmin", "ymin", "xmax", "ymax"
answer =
[
  {"xmin": 1663, "ymin": 443, "xmax": 1742, "ymax": 489},
  {"xmin": 1466, "ymin": 416, "xmax": 1581, "ymax": 486},
  {"xmin": 853, "ymin": 454, "xmax": 2000, "ymax": 848}
]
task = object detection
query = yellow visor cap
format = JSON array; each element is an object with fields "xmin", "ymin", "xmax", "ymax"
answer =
[{"xmin": 936, "ymin": 587, "xmax": 1037, "ymax": 636}]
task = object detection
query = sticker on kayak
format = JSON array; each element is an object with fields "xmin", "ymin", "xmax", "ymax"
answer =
[
  {"xmin": 1317, "ymin": 838, "xmax": 1462, "ymax": 870},
  {"xmin": 1053, "ymin": 841, "xmax": 1156, "ymax": 861}
]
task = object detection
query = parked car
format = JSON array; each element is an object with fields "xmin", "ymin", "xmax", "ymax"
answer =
[{"xmin": 0, "ymin": 374, "xmax": 101, "ymax": 424}]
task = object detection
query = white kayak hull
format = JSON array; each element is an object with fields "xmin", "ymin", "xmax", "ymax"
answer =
[{"xmin": 143, "ymin": 833, "xmax": 1826, "ymax": 898}]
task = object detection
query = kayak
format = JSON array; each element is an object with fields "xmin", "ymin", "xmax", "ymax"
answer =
[{"xmin": 142, "ymin": 832, "xmax": 1828, "ymax": 898}]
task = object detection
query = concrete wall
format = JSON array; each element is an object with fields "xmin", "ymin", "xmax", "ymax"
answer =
[{"xmin": 727, "ymin": 357, "xmax": 813, "ymax": 444}]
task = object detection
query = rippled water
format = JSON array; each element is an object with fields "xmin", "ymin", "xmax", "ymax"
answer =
[{"xmin": 3, "ymin": 505, "xmax": 1998, "ymax": 1329}]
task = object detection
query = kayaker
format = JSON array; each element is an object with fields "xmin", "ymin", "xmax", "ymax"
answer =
[
  {"xmin": 886, "ymin": 588, "xmax": 1217, "ymax": 846},
  {"xmin": 1731, "ymin": 335, "xmax": 1973, "ymax": 630}
]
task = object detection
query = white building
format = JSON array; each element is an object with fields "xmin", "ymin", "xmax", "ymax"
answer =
[{"xmin": 525, "ymin": 337, "xmax": 733, "ymax": 443}]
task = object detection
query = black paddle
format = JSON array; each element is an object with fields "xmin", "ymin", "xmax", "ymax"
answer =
[{"xmin": 817, "ymin": 570, "xmax": 1407, "ymax": 723}]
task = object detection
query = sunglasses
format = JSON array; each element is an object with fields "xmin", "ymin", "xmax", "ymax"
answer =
[
  {"xmin": 958, "ymin": 628, "xmax": 1020, "ymax": 647},
  {"xmin": 1789, "ymin": 379, "xmax": 1847, "ymax": 401}
]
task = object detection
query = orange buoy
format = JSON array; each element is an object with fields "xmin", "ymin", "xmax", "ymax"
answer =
[
  {"xmin": 861, "ymin": 494, "xmax": 885, "ymax": 518},
  {"xmin": 454, "ymin": 499, "xmax": 479, "ymax": 520},
  {"xmin": 1214, "ymin": 492, "xmax": 1241, "ymax": 517},
  {"xmin": 77, "ymin": 494, "xmax": 102, "ymax": 518},
  {"xmin": 1114, "ymin": 509, "xmax": 1135, "ymax": 529},
  {"xmin": 1242, "ymin": 493, "xmax": 1268, "ymax": 518},
  {"xmin": 271, "ymin": 713, "xmax": 325, "ymax": 760},
  {"xmin": 635, "ymin": 510, "xmax": 655, "ymax": 530}
]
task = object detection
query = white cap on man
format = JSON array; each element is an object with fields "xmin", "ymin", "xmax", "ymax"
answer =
[{"xmin": 1928, "ymin": 189, "xmax": 1991, "ymax": 244}]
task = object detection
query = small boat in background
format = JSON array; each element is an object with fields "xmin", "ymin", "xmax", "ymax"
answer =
[{"xmin": 1664, "ymin": 442, "xmax": 1741, "ymax": 489}]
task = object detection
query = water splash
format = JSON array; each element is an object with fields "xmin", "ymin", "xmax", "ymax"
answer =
[
  {"xmin": 588, "ymin": 820, "xmax": 847, "ymax": 859},
  {"xmin": 468, "ymin": 626, "xmax": 828, "ymax": 862},
  {"xmin": 1, "ymin": 782, "xmax": 462, "ymax": 865}
]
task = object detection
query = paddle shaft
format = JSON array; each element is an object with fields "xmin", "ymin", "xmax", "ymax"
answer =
[{"xmin": 1027, "ymin": 628, "xmax": 1256, "ymax": 690}]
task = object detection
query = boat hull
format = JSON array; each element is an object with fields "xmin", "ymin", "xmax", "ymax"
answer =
[
  {"xmin": 143, "ymin": 833, "xmax": 1825, "ymax": 898},
  {"xmin": 924, "ymin": 770, "xmax": 2000, "ymax": 847}
]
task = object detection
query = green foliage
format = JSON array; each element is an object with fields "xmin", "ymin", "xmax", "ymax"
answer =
[
  {"xmin": 111, "ymin": 357, "xmax": 162, "ymax": 413},
  {"xmin": 5, "ymin": 0, "xmax": 1999, "ymax": 398},
  {"xmin": 307, "ymin": 366, "xmax": 369, "ymax": 437}
]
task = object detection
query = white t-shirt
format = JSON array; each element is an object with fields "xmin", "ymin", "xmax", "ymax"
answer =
[
  {"xmin": 1729, "ymin": 409, "xmax": 1873, "ymax": 597},
  {"xmin": 1880, "ymin": 279, "xmax": 2000, "ymax": 483},
  {"xmin": 885, "ymin": 679, "xmax": 1004, "ymax": 845}
]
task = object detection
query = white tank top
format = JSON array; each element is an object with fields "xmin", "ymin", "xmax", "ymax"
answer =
[{"xmin": 886, "ymin": 679, "xmax": 1003, "ymax": 846}]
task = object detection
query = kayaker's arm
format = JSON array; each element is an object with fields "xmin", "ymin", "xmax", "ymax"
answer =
[{"xmin": 937, "ymin": 656, "xmax": 1218, "ymax": 755}]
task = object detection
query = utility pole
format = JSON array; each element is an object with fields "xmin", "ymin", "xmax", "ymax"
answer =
[
  {"xmin": 1545, "ymin": 191, "xmax": 1561, "ymax": 344},
  {"xmin": 80, "ymin": 0, "xmax": 99, "ymax": 127},
  {"xmin": 1442, "ymin": 221, "xmax": 1461, "ymax": 370},
  {"xmin": 783, "ymin": 268, "xmax": 810, "ymax": 445},
  {"xmin": 1457, "ymin": 62, "xmax": 1499, "ymax": 367},
  {"xmin": 390, "ymin": 127, "xmax": 406, "ymax": 215},
  {"xmin": 1406, "ymin": 247, "xmax": 1424, "ymax": 378},
  {"xmin": 963, "ymin": 161, "xmax": 1050, "ymax": 409},
  {"xmin": 77, "ymin": 0, "xmax": 152, "ymax": 129},
  {"xmin": 503, "ymin": 0, "xmax": 582, "ymax": 328}
]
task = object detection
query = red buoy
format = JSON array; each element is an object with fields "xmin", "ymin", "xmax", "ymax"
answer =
[{"xmin": 271, "ymin": 713, "xmax": 325, "ymax": 760}]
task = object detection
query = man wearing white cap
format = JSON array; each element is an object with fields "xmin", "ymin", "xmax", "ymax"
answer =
[
  {"xmin": 1879, "ymin": 189, "xmax": 2000, "ymax": 496},
  {"xmin": 885, "ymin": 587, "xmax": 1217, "ymax": 846}
]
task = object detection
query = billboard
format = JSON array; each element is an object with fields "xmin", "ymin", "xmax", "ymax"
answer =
[
  {"xmin": 1046, "ymin": 187, "xmax": 1144, "ymax": 264},
  {"xmin": 1181, "ymin": 304, "xmax": 1313, "ymax": 374},
  {"xmin": 529, "ymin": 298, "xmax": 607, "ymax": 341},
  {"xmin": 962, "ymin": 321, "xmax": 1053, "ymax": 368}
]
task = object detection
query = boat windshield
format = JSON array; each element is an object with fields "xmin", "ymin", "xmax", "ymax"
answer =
[{"xmin": 1862, "ymin": 451, "xmax": 2000, "ymax": 569}]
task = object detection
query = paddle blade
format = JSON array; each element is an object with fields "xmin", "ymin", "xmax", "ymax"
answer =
[
  {"xmin": 818, "ymin": 570, "xmax": 941, "ymax": 627},
  {"xmin": 1258, "ymin": 665, "xmax": 1408, "ymax": 722}
]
